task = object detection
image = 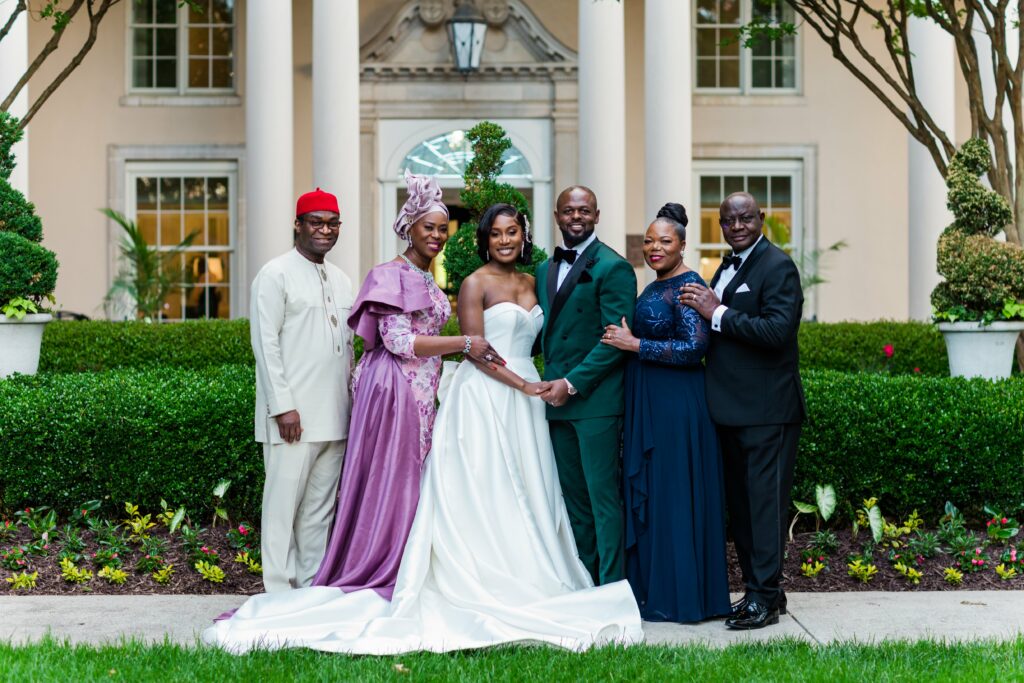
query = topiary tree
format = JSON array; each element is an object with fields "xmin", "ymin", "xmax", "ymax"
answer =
[
  {"xmin": 0, "ymin": 112, "xmax": 58, "ymax": 318},
  {"xmin": 931, "ymin": 138, "xmax": 1024, "ymax": 326},
  {"xmin": 442, "ymin": 122, "xmax": 547, "ymax": 294}
]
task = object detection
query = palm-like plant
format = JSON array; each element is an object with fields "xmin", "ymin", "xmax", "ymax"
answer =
[{"xmin": 103, "ymin": 208, "xmax": 198, "ymax": 321}]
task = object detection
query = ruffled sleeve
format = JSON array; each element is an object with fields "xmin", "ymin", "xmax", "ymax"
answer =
[{"xmin": 348, "ymin": 263, "xmax": 434, "ymax": 351}]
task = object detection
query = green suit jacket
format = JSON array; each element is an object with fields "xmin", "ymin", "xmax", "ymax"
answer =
[{"xmin": 535, "ymin": 239, "xmax": 637, "ymax": 421}]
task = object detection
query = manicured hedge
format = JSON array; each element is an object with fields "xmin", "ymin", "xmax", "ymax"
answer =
[
  {"xmin": 0, "ymin": 365, "xmax": 262, "ymax": 519},
  {"xmin": 41, "ymin": 319, "xmax": 955, "ymax": 375},
  {"xmin": 1, "ymin": 366, "xmax": 1021, "ymax": 521}
]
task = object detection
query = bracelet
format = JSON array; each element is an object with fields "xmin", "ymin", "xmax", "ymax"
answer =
[{"xmin": 463, "ymin": 336, "xmax": 472, "ymax": 355}]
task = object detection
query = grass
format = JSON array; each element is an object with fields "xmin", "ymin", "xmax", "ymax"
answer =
[{"xmin": 1, "ymin": 638, "xmax": 1023, "ymax": 682}]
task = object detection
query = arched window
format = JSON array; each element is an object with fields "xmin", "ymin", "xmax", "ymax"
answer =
[{"xmin": 399, "ymin": 129, "xmax": 532, "ymax": 180}]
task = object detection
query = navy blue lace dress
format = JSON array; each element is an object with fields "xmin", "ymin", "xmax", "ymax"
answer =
[{"xmin": 623, "ymin": 270, "xmax": 730, "ymax": 622}]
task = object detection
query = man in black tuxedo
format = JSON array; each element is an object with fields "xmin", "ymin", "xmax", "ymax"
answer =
[{"xmin": 680, "ymin": 192, "xmax": 805, "ymax": 630}]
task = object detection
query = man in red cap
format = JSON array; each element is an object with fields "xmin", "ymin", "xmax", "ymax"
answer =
[{"xmin": 250, "ymin": 188, "xmax": 354, "ymax": 592}]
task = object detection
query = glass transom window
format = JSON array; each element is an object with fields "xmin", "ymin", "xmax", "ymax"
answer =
[
  {"xmin": 130, "ymin": 0, "xmax": 235, "ymax": 92},
  {"xmin": 127, "ymin": 162, "xmax": 237, "ymax": 321},
  {"xmin": 695, "ymin": 0, "xmax": 797, "ymax": 92},
  {"xmin": 400, "ymin": 130, "xmax": 532, "ymax": 180}
]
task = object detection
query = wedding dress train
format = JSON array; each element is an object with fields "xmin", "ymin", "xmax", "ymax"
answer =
[{"xmin": 203, "ymin": 302, "xmax": 643, "ymax": 654}]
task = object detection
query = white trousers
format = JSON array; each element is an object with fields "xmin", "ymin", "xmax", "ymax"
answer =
[{"xmin": 261, "ymin": 439, "xmax": 345, "ymax": 592}]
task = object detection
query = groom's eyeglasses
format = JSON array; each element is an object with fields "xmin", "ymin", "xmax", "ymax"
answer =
[{"xmin": 719, "ymin": 214, "xmax": 758, "ymax": 228}]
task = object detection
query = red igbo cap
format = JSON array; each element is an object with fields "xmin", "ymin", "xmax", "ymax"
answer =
[{"xmin": 296, "ymin": 187, "xmax": 340, "ymax": 217}]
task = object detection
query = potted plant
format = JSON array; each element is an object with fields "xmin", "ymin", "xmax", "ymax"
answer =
[
  {"xmin": 0, "ymin": 113, "xmax": 59, "ymax": 378},
  {"xmin": 932, "ymin": 138, "xmax": 1024, "ymax": 380}
]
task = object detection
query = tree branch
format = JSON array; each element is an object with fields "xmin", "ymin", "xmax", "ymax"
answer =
[{"xmin": 0, "ymin": 0, "xmax": 27, "ymax": 45}]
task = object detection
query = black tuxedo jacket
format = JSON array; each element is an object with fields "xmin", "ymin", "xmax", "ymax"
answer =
[{"xmin": 705, "ymin": 237, "xmax": 806, "ymax": 427}]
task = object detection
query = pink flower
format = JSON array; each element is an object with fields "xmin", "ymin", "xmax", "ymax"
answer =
[
  {"xmin": 988, "ymin": 520, "xmax": 993, "ymax": 527},
  {"xmin": 883, "ymin": 344, "xmax": 894, "ymax": 358},
  {"xmin": 1003, "ymin": 518, "xmax": 1009, "ymax": 524},
  {"xmin": 238, "ymin": 525, "xmax": 248, "ymax": 536},
  {"xmin": 913, "ymin": 367, "xmax": 921, "ymax": 373},
  {"xmin": 976, "ymin": 548, "xmax": 983, "ymax": 555},
  {"xmin": 201, "ymin": 546, "xmax": 209, "ymax": 553}
]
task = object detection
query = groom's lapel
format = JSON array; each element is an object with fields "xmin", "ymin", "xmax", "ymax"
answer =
[
  {"xmin": 722, "ymin": 237, "xmax": 769, "ymax": 305},
  {"xmin": 548, "ymin": 239, "xmax": 601, "ymax": 330},
  {"xmin": 545, "ymin": 257, "xmax": 558, "ymax": 315}
]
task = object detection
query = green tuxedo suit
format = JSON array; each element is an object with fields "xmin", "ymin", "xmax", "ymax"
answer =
[{"xmin": 536, "ymin": 238, "xmax": 637, "ymax": 584}]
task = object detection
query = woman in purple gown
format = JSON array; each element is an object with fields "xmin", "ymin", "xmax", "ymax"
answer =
[{"xmin": 311, "ymin": 171, "xmax": 503, "ymax": 598}]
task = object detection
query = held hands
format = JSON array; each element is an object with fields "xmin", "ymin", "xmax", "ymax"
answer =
[
  {"xmin": 601, "ymin": 317, "xmax": 640, "ymax": 352},
  {"xmin": 679, "ymin": 282, "xmax": 720, "ymax": 320},
  {"xmin": 275, "ymin": 410, "xmax": 303, "ymax": 444},
  {"xmin": 538, "ymin": 378, "xmax": 571, "ymax": 407},
  {"xmin": 521, "ymin": 380, "xmax": 551, "ymax": 397},
  {"xmin": 466, "ymin": 335, "xmax": 506, "ymax": 368}
]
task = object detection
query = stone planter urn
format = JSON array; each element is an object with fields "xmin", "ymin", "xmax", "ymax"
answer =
[
  {"xmin": 937, "ymin": 321, "xmax": 1024, "ymax": 380},
  {"xmin": 0, "ymin": 313, "xmax": 52, "ymax": 378}
]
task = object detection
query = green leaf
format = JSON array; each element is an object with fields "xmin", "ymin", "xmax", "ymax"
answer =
[
  {"xmin": 793, "ymin": 501, "xmax": 818, "ymax": 514},
  {"xmin": 169, "ymin": 508, "xmax": 186, "ymax": 535},
  {"xmin": 868, "ymin": 506, "xmax": 884, "ymax": 544},
  {"xmin": 815, "ymin": 484, "xmax": 837, "ymax": 522},
  {"xmin": 212, "ymin": 479, "xmax": 231, "ymax": 499},
  {"xmin": 215, "ymin": 507, "xmax": 228, "ymax": 521}
]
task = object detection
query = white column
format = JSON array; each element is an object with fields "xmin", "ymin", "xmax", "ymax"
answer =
[
  {"xmin": 0, "ymin": 9, "xmax": 29, "ymax": 193},
  {"xmin": 578, "ymin": 0, "xmax": 625, "ymax": 254},
  {"xmin": 907, "ymin": 17, "xmax": 955, "ymax": 320},
  {"xmin": 314, "ymin": 0, "xmax": 361, "ymax": 282},
  {"xmin": 532, "ymin": 179, "xmax": 553, "ymax": 254},
  {"xmin": 246, "ymin": 0, "xmax": 294, "ymax": 298},
  {"xmin": 645, "ymin": 0, "xmax": 692, "ymax": 273}
]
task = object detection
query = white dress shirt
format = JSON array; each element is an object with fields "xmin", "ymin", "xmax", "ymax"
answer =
[
  {"xmin": 711, "ymin": 234, "xmax": 763, "ymax": 332},
  {"xmin": 556, "ymin": 232, "xmax": 598, "ymax": 290},
  {"xmin": 251, "ymin": 249, "xmax": 354, "ymax": 443}
]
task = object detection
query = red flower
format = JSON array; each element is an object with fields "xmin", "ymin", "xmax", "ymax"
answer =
[
  {"xmin": 913, "ymin": 367, "xmax": 921, "ymax": 373},
  {"xmin": 1003, "ymin": 518, "xmax": 1009, "ymax": 524},
  {"xmin": 883, "ymin": 344, "xmax": 894, "ymax": 358},
  {"xmin": 238, "ymin": 525, "xmax": 248, "ymax": 536},
  {"xmin": 988, "ymin": 520, "xmax": 993, "ymax": 526}
]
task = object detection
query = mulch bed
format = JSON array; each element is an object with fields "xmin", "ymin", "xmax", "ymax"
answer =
[{"xmin": 1, "ymin": 521, "xmax": 1019, "ymax": 595}]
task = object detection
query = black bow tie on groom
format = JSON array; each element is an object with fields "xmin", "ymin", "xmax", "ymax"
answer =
[
  {"xmin": 553, "ymin": 246, "xmax": 578, "ymax": 265},
  {"xmin": 722, "ymin": 254, "xmax": 743, "ymax": 270}
]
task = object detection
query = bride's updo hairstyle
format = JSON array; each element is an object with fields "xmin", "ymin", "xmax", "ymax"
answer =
[
  {"xmin": 476, "ymin": 203, "xmax": 533, "ymax": 265},
  {"xmin": 655, "ymin": 202, "xmax": 689, "ymax": 241}
]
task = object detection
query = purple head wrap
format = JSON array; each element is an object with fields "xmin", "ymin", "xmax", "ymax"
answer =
[{"xmin": 393, "ymin": 169, "xmax": 449, "ymax": 240}]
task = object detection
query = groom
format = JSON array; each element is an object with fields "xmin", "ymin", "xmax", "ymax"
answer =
[
  {"xmin": 536, "ymin": 185, "xmax": 637, "ymax": 585},
  {"xmin": 681, "ymin": 191, "xmax": 805, "ymax": 629}
]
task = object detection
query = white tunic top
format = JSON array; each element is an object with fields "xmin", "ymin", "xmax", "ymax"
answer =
[{"xmin": 250, "ymin": 249, "xmax": 354, "ymax": 444}]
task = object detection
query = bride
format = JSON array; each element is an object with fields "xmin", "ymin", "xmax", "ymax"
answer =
[{"xmin": 204, "ymin": 204, "xmax": 643, "ymax": 654}]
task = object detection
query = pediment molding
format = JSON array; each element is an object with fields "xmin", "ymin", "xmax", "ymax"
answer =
[{"xmin": 361, "ymin": 0, "xmax": 576, "ymax": 79}]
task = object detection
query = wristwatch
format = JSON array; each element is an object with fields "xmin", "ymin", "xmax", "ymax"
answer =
[{"xmin": 564, "ymin": 378, "xmax": 578, "ymax": 396}]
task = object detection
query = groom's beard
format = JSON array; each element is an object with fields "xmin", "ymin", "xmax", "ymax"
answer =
[{"xmin": 559, "ymin": 226, "xmax": 594, "ymax": 248}]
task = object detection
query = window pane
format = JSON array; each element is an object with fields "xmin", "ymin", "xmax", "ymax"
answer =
[
  {"xmin": 184, "ymin": 177, "xmax": 206, "ymax": 208},
  {"xmin": 696, "ymin": 28, "xmax": 718, "ymax": 57},
  {"xmin": 189, "ymin": 58, "xmax": 210, "ymax": 88},
  {"xmin": 132, "ymin": 59, "xmax": 153, "ymax": 88},
  {"xmin": 155, "ymin": 0, "xmax": 177, "ymax": 24},
  {"xmin": 133, "ymin": 28, "xmax": 154, "ymax": 57},
  {"xmin": 701, "ymin": 211, "xmax": 720, "ymax": 244},
  {"xmin": 771, "ymin": 176, "xmax": 792, "ymax": 205},
  {"xmin": 137, "ymin": 213, "xmax": 158, "ymax": 244},
  {"xmin": 211, "ymin": 59, "xmax": 233, "ymax": 88},
  {"xmin": 750, "ymin": 35, "xmax": 772, "ymax": 57},
  {"xmin": 161, "ymin": 287, "xmax": 184, "ymax": 321},
  {"xmin": 719, "ymin": 58, "xmax": 739, "ymax": 88},
  {"xmin": 211, "ymin": 27, "xmax": 232, "ymax": 56},
  {"xmin": 719, "ymin": 29, "xmax": 740, "ymax": 57},
  {"xmin": 720, "ymin": 0, "xmax": 740, "ymax": 23},
  {"xmin": 156, "ymin": 28, "xmax": 177, "ymax": 56},
  {"xmin": 159, "ymin": 177, "xmax": 181, "ymax": 207},
  {"xmin": 133, "ymin": 0, "xmax": 154, "ymax": 23},
  {"xmin": 747, "ymin": 176, "xmax": 768, "ymax": 203},
  {"xmin": 208, "ymin": 213, "xmax": 230, "ymax": 245},
  {"xmin": 185, "ymin": 212, "xmax": 206, "ymax": 246},
  {"xmin": 189, "ymin": 0, "xmax": 210, "ymax": 23},
  {"xmin": 159, "ymin": 212, "xmax": 183, "ymax": 246},
  {"xmin": 699, "ymin": 249, "xmax": 729, "ymax": 283},
  {"xmin": 781, "ymin": 34, "xmax": 796, "ymax": 57},
  {"xmin": 136, "ymin": 177, "xmax": 158, "ymax": 210},
  {"xmin": 696, "ymin": 0, "xmax": 718, "ymax": 24},
  {"xmin": 752, "ymin": 0, "xmax": 776, "ymax": 22},
  {"xmin": 696, "ymin": 59, "xmax": 717, "ymax": 88},
  {"xmin": 723, "ymin": 176, "xmax": 745, "ymax": 196},
  {"xmin": 207, "ymin": 177, "xmax": 229, "ymax": 209},
  {"xmin": 700, "ymin": 176, "xmax": 721, "ymax": 205},
  {"xmin": 211, "ymin": 0, "xmax": 234, "ymax": 24},
  {"xmin": 777, "ymin": 58, "xmax": 796, "ymax": 88},
  {"xmin": 189, "ymin": 27, "xmax": 209, "ymax": 55},
  {"xmin": 751, "ymin": 59, "xmax": 772, "ymax": 87},
  {"xmin": 155, "ymin": 58, "xmax": 176, "ymax": 87}
]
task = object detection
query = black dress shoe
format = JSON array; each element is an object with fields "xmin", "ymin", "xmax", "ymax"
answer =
[
  {"xmin": 731, "ymin": 594, "xmax": 787, "ymax": 616},
  {"xmin": 725, "ymin": 602, "xmax": 779, "ymax": 630}
]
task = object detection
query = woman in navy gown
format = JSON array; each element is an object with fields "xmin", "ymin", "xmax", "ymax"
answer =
[{"xmin": 601, "ymin": 202, "xmax": 731, "ymax": 622}]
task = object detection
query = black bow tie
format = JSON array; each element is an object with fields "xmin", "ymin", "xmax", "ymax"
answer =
[
  {"xmin": 722, "ymin": 254, "xmax": 743, "ymax": 270},
  {"xmin": 554, "ymin": 246, "xmax": 578, "ymax": 265}
]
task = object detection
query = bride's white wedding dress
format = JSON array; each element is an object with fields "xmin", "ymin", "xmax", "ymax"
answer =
[{"xmin": 203, "ymin": 302, "xmax": 643, "ymax": 654}]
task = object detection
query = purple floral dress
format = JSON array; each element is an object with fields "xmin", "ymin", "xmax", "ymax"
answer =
[{"xmin": 313, "ymin": 261, "xmax": 451, "ymax": 599}]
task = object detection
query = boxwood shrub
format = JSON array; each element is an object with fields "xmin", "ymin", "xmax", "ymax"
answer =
[
  {"xmin": 41, "ymin": 318, "xmax": 953, "ymax": 375},
  {"xmin": 0, "ymin": 366, "xmax": 1020, "ymax": 522}
]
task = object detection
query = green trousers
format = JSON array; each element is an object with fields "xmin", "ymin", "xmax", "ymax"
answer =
[{"xmin": 549, "ymin": 416, "xmax": 625, "ymax": 585}]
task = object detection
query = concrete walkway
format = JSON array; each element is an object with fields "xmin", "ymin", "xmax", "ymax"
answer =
[{"xmin": 1, "ymin": 592, "xmax": 1022, "ymax": 647}]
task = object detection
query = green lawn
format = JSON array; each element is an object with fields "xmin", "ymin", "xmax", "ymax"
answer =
[{"xmin": 2, "ymin": 638, "xmax": 1022, "ymax": 682}]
